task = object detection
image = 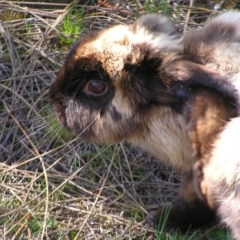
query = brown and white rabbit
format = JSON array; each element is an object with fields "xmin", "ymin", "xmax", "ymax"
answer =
[{"xmin": 49, "ymin": 12, "xmax": 239, "ymax": 234}]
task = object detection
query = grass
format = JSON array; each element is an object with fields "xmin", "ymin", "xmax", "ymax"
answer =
[
  {"xmin": 143, "ymin": 0, "xmax": 170, "ymax": 15},
  {"xmin": 59, "ymin": 4, "xmax": 86, "ymax": 45},
  {"xmin": 0, "ymin": 0, "xmax": 236, "ymax": 239}
]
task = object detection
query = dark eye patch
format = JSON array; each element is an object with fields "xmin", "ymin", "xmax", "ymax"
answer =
[
  {"xmin": 52, "ymin": 55, "xmax": 115, "ymax": 111},
  {"xmin": 63, "ymin": 57, "xmax": 109, "ymax": 96}
]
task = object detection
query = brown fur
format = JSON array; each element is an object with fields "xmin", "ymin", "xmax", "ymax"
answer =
[
  {"xmin": 182, "ymin": 11, "xmax": 240, "ymax": 239},
  {"xmin": 49, "ymin": 13, "xmax": 239, "ymax": 234},
  {"xmin": 183, "ymin": 11, "xmax": 240, "ymax": 202},
  {"xmin": 187, "ymin": 90, "xmax": 236, "ymax": 199}
]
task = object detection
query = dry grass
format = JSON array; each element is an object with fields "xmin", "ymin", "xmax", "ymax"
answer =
[{"xmin": 0, "ymin": 0, "xmax": 235, "ymax": 239}]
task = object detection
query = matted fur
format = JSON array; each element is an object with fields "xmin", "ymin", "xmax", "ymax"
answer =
[{"xmin": 49, "ymin": 12, "xmax": 240, "ymax": 237}]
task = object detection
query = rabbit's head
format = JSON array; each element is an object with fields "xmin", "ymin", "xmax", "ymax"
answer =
[
  {"xmin": 49, "ymin": 14, "xmax": 184, "ymax": 143},
  {"xmin": 49, "ymin": 14, "xmax": 238, "ymax": 172}
]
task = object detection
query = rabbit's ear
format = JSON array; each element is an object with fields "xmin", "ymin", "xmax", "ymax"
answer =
[
  {"xmin": 183, "ymin": 11, "xmax": 240, "ymax": 64},
  {"xmin": 184, "ymin": 11, "xmax": 240, "ymax": 49},
  {"xmin": 132, "ymin": 14, "xmax": 180, "ymax": 38},
  {"xmin": 163, "ymin": 60, "xmax": 238, "ymax": 107}
]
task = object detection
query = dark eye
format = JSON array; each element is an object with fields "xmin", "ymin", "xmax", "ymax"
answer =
[{"xmin": 84, "ymin": 80, "xmax": 108, "ymax": 96}]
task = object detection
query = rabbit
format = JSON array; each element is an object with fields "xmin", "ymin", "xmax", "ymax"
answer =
[{"xmin": 49, "ymin": 13, "xmax": 239, "ymax": 233}]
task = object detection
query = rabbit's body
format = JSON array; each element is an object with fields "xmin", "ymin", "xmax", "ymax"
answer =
[
  {"xmin": 49, "ymin": 12, "xmax": 240, "ymax": 238},
  {"xmin": 204, "ymin": 117, "xmax": 240, "ymax": 240},
  {"xmin": 183, "ymin": 12, "xmax": 240, "ymax": 239}
]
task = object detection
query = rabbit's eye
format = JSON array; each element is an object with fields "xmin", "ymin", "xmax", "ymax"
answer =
[{"xmin": 84, "ymin": 80, "xmax": 108, "ymax": 96}]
